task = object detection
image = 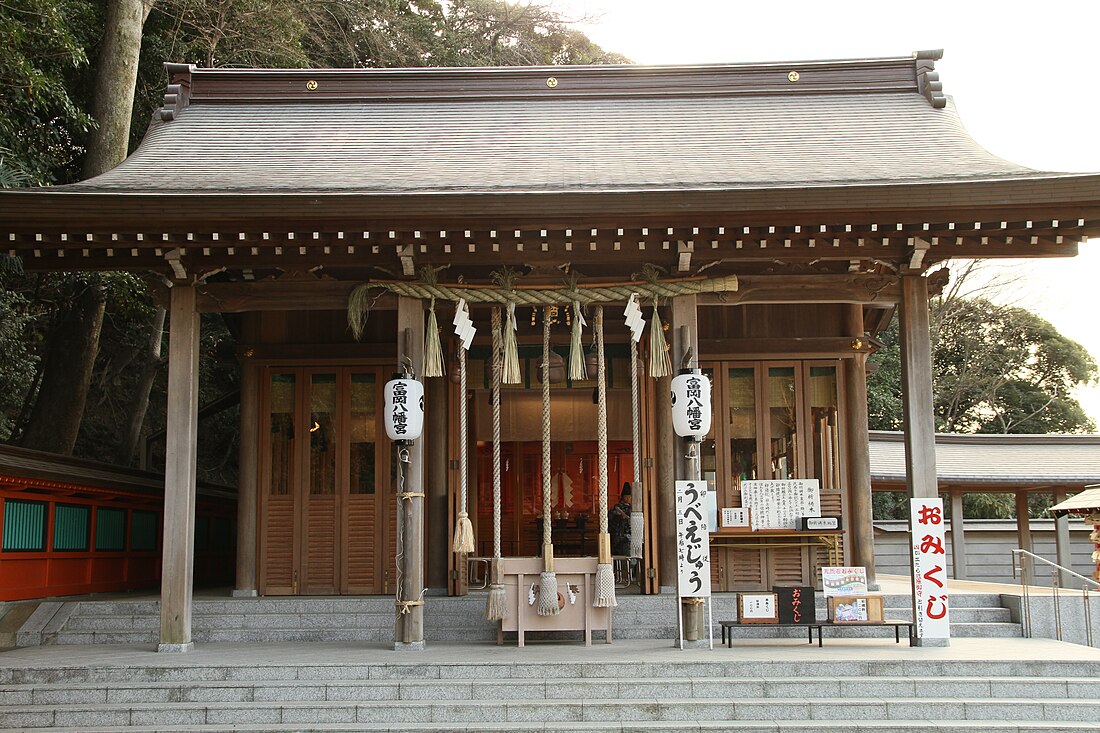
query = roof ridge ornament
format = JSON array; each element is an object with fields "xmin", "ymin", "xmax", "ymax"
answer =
[
  {"xmin": 913, "ymin": 49, "xmax": 946, "ymax": 109},
  {"xmin": 159, "ymin": 63, "xmax": 195, "ymax": 122}
]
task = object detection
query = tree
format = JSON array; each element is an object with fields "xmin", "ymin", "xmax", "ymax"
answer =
[
  {"xmin": 82, "ymin": 0, "xmax": 153, "ymax": 179},
  {"xmin": 868, "ymin": 298, "xmax": 1097, "ymax": 435},
  {"xmin": 2, "ymin": 0, "xmax": 626, "ymax": 474},
  {"xmin": 867, "ymin": 270, "xmax": 1097, "ymax": 521},
  {"xmin": 0, "ymin": 0, "xmax": 97, "ymax": 185}
]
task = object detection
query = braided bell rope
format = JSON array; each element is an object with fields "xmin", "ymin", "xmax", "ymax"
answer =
[
  {"xmin": 596, "ymin": 306, "xmax": 609, "ymax": 536},
  {"xmin": 629, "ymin": 336, "xmax": 645, "ymax": 560},
  {"xmin": 491, "ymin": 309, "xmax": 503, "ymax": 561},
  {"xmin": 541, "ymin": 310, "xmax": 553, "ymax": 550}
]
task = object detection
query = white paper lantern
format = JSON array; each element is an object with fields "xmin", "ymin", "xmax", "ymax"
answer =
[
  {"xmin": 671, "ymin": 370, "xmax": 712, "ymax": 439},
  {"xmin": 384, "ymin": 377, "xmax": 425, "ymax": 442}
]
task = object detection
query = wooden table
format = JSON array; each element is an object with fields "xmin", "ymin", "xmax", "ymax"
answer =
[{"xmin": 721, "ymin": 619, "xmax": 914, "ymax": 647}]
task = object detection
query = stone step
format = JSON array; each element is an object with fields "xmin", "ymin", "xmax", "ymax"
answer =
[
  {"xmin": 10, "ymin": 721, "xmax": 1100, "ymax": 733},
  {"xmin": 3, "ymin": 696, "xmax": 1100, "ymax": 729},
  {"xmin": 2, "ymin": 675, "xmax": 1094, "ymax": 706}
]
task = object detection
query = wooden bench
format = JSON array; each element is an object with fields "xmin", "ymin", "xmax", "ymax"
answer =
[{"xmin": 721, "ymin": 620, "xmax": 914, "ymax": 647}]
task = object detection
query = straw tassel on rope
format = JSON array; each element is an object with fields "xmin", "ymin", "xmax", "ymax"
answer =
[
  {"xmin": 485, "ymin": 307, "xmax": 507, "ymax": 621},
  {"xmin": 592, "ymin": 305, "xmax": 617, "ymax": 608},
  {"xmin": 537, "ymin": 307, "xmax": 560, "ymax": 616},
  {"xmin": 502, "ymin": 302, "xmax": 521, "ymax": 384},
  {"xmin": 568, "ymin": 300, "xmax": 587, "ymax": 381},
  {"xmin": 648, "ymin": 297, "xmax": 673, "ymax": 378},
  {"xmin": 423, "ymin": 297, "xmax": 444, "ymax": 378}
]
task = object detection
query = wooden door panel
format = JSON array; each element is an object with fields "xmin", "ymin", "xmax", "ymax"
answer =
[
  {"xmin": 262, "ymin": 497, "xmax": 295, "ymax": 594},
  {"xmin": 304, "ymin": 496, "xmax": 338, "ymax": 594},
  {"xmin": 346, "ymin": 495, "xmax": 378, "ymax": 593}
]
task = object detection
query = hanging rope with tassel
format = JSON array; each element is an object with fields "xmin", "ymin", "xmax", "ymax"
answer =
[
  {"xmin": 452, "ymin": 300, "xmax": 475, "ymax": 556},
  {"xmin": 485, "ymin": 307, "xmax": 507, "ymax": 621},
  {"xmin": 623, "ymin": 292, "xmax": 647, "ymax": 561},
  {"xmin": 593, "ymin": 305, "xmax": 617, "ymax": 608},
  {"xmin": 537, "ymin": 307, "xmax": 560, "ymax": 616},
  {"xmin": 629, "ymin": 332, "xmax": 646, "ymax": 560}
]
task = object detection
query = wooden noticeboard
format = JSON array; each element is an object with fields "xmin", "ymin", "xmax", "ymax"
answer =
[{"xmin": 740, "ymin": 479, "xmax": 821, "ymax": 530}]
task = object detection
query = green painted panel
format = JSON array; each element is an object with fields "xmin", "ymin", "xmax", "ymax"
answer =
[
  {"xmin": 53, "ymin": 504, "xmax": 90, "ymax": 551},
  {"xmin": 95, "ymin": 508, "xmax": 126, "ymax": 551},
  {"xmin": 130, "ymin": 510, "xmax": 158, "ymax": 551},
  {"xmin": 2, "ymin": 499, "xmax": 46, "ymax": 551}
]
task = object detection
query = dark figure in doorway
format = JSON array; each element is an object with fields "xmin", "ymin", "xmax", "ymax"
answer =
[{"xmin": 610, "ymin": 482, "xmax": 632, "ymax": 556}]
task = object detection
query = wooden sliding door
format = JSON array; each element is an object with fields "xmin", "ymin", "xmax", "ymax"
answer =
[{"xmin": 258, "ymin": 367, "xmax": 394, "ymax": 595}]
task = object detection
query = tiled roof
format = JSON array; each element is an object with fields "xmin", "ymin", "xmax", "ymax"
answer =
[
  {"xmin": 75, "ymin": 93, "xmax": 1046, "ymax": 194},
  {"xmin": 69, "ymin": 55, "xmax": 1071, "ymax": 195},
  {"xmin": 869, "ymin": 431, "xmax": 1100, "ymax": 487}
]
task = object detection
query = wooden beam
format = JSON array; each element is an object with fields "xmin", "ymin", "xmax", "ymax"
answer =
[
  {"xmin": 159, "ymin": 283, "xmax": 200, "ymax": 652},
  {"xmin": 899, "ymin": 274, "xmax": 938, "ymax": 500},
  {"xmin": 1016, "ymin": 491, "xmax": 1034, "ymax": 583},
  {"xmin": 233, "ymin": 361, "xmax": 259, "ymax": 598},
  {"xmin": 395, "ymin": 297, "xmax": 426, "ymax": 649},
  {"xmin": 700, "ymin": 274, "xmax": 901, "ymax": 305},
  {"xmin": 843, "ymin": 305, "xmax": 877, "ymax": 588},
  {"xmin": 1053, "ymin": 488, "xmax": 1073, "ymax": 586},
  {"xmin": 701, "ymin": 337, "xmax": 872, "ymax": 360},
  {"xmin": 949, "ymin": 489, "xmax": 968, "ymax": 581},
  {"xmin": 197, "ymin": 280, "xmax": 397, "ymax": 313}
]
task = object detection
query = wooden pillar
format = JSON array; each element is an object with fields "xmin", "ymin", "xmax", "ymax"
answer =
[
  {"xmin": 655, "ymin": 375, "xmax": 676, "ymax": 590},
  {"xmin": 949, "ymin": 489, "xmax": 968, "ymax": 580},
  {"xmin": 233, "ymin": 359, "xmax": 259, "ymax": 597},
  {"xmin": 395, "ymin": 296, "xmax": 425, "ymax": 650},
  {"xmin": 843, "ymin": 305, "xmax": 877, "ymax": 588},
  {"xmin": 425, "ymin": 376, "xmax": 449, "ymax": 591},
  {"xmin": 1016, "ymin": 491, "xmax": 1035, "ymax": 584},
  {"xmin": 1053, "ymin": 489, "xmax": 1073, "ymax": 586},
  {"xmin": 899, "ymin": 274, "xmax": 938, "ymax": 500},
  {"xmin": 899, "ymin": 273, "xmax": 947, "ymax": 647},
  {"xmin": 158, "ymin": 283, "xmax": 200, "ymax": 652},
  {"xmin": 671, "ymin": 295, "xmax": 705, "ymax": 641}
]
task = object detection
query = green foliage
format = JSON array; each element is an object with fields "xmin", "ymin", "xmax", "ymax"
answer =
[
  {"xmin": 868, "ymin": 297, "xmax": 1097, "ymax": 435},
  {"xmin": 0, "ymin": 0, "xmax": 98, "ymax": 185},
  {"xmin": 873, "ymin": 490, "xmax": 1057, "ymax": 521},
  {"xmin": 2, "ymin": 0, "xmax": 624, "ymax": 482}
]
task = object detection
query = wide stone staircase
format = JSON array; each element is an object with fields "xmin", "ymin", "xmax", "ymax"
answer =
[
  {"xmin": 12, "ymin": 590, "xmax": 1021, "ymax": 646},
  {"xmin": 0, "ymin": 647, "xmax": 1097, "ymax": 731}
]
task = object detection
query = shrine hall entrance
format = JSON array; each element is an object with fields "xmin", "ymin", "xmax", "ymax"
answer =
[
  {"xmin": 258, "ymin": 367, "xmax": 396, "ymax": 595},
  {"xmin": 472, "ymin": 388, "xmax": 638, "ymax": 559}
]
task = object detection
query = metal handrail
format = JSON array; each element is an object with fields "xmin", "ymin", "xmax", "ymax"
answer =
[{"xmin": 1011, "ymin": 548, "xmax": 1098, "ymax": 647}]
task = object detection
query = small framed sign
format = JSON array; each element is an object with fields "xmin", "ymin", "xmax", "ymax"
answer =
[
  {"xmin": 800, "ymin": 516, "xmax": 841, "ymax": 531},
  {"xmin": 719, "ymin": 507, "xmax": 751, "ymax": 532},
  {"xmin": 828, "ymin": 595, "xmax": 884, "ymax": 624},
  {"xmin": 821, "ymin": 566, "xmax": 868, "ymax": 597},
  {"xmin": 737, "ymin": 593, "xmax": 779, "ymax": 624}
]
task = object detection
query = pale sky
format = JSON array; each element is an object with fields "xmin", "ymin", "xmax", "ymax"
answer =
[{"xmin": 548, "ymin": 0, "xmax": 1100, "ymax": 429}]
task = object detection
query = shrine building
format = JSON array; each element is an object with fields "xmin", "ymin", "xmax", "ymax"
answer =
[{"xmin": 2, "ymin": 51, "xmax": 1099, "ymax": 650}]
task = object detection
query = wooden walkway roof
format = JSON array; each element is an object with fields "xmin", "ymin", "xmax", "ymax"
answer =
[{"xmin": 869, "ymin": 431, "xmax": 1100, "ymax": 490}]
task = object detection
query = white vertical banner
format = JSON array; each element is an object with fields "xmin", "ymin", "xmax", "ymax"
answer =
[
  {"xmin": 675, "ymin": 480, "xmax": 711, "ymax": 598},
  {"xmin": 910, "ymin": 497, "xmax": 951, "ymax": 639}
]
